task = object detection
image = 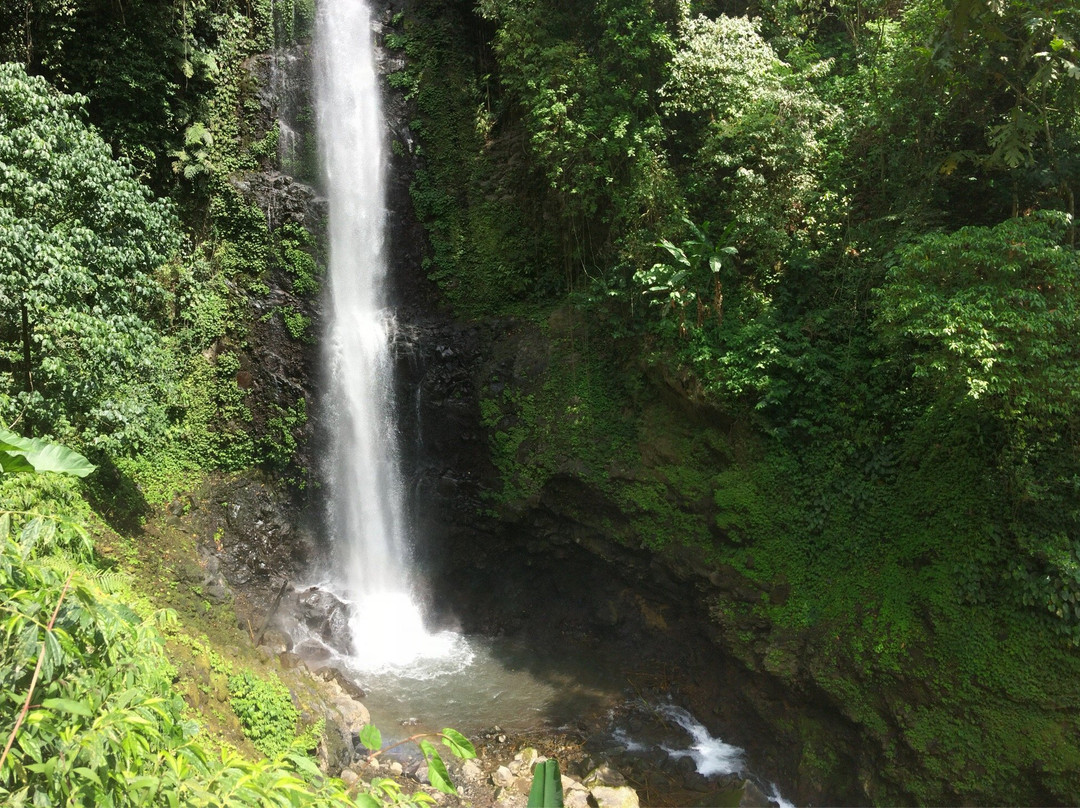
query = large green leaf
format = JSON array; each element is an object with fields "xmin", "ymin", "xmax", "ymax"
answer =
[
  {"xmin": 358, "ymin": 723, "xmax": 382, "ymax": 753},
  {"xmin": 0, "ymin": 427, "xmax": 95, "ymax": 477},
  {"xmin": 419, "ymin": 739, "xmax": 455, "ymax": 795},
  {"xmin": 527, "ymin": 759, "xmax": 564, "ymax": 808},
  {"xmin": 0, "ymin": 451, "xmax": 35, "ymax": 473},
  {"xmin": 440, "ymin": 727, "xmax": 476, "ymax": 759}
]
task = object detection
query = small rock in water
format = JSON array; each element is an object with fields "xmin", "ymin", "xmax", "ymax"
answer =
[
  {"xmin": 481, "ymin": 725, "xmax": 509, "ymax": 744},
  {"xmin": 739, "ymin": 780, "xmax": 774, "ymax": 807}
]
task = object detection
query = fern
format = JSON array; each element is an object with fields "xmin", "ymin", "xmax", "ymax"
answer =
[{"xmin": 38, "ymin": 554, "xmax": 126, "ymax": 595}]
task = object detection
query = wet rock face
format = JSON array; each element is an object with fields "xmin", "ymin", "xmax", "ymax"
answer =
[
  {"xmin": 219, "ymin": 477, "xmax": 318, "ymax": 580},
  {"xmin": 393, "ymin": 319, "xmax": 503, "ymax": 586},
  {"xmin": 287, "ymin": 586, "xmax": 355, "ymax": 656},
  {"xmin": 177, "ymin": 473, "xmax": 325, "ymax": 631}
]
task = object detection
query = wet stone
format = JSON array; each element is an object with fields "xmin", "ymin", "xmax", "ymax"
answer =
[
  {"xmin": 278, "ymin": 651, "xmax": 305, "ymax": 670},
  {"xmin": 583, "ymin": 763, "xmax": 627, "ymax": 788},
  {"xmin": 739, "ymin": 780, "xmax": 774, "ymax": 807}
]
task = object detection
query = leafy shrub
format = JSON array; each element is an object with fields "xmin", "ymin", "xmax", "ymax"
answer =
[
  {"xmin": 228, "ymin": 670, "xmax": 301, "ymax": 758},
  {"xmin": 0, "ymin": 63, "xmax": 181, "ymax": 454}
]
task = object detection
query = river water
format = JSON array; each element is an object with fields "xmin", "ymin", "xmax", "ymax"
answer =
[{"xmin": 290, "ymin": 592, "xmax": 793, "ymax": 805}]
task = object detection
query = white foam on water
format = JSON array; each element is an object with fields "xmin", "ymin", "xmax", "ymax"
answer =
[
  {"xmin": 658, "ymin": 703, "xmax": 745, "ymax": 777},
  {"xmin": 346, "ymin": 591, "xmax": 474, "ymax": 674},
  {"xmin": 769, "ymin": 782, "xmax": 797, "ymax": 808},
  {"xmin": 610, "ymin": 725, "xmax": 649, "ymax": 753},
  {"xmin": 611, "ymin": 702, "xmax": 797, "ymax": 806}
]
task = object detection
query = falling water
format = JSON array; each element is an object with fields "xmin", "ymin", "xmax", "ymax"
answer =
[{"xmin": 316, "ymin": 0, "xmax": 457, "ymax": 670}]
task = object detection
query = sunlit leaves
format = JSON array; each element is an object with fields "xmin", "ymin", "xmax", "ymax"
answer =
[
  {"xmin": 227, "ymin": 671, "xmax": 300, "ymax": 758},
  {"xmin": 0, "ymin": 427, "xmax": 95, "ymax": 478},
  {"xmin": 876, "ymin": 213, "xmax": 1080, "ymax": 420},
  {"xmin": 439, "ymin": 727, "xmax": 476, "ymax": 760},
  {"xmin": 0, "ymin": 518, "xmax": 367, "ymax": 806},
  {"xmin": 661, "ymin": 14, "xmax": 843, "ymax": 266},
  {"xmin": 0, "ymin": 63, "xmax": 180, "ymax": 454}
]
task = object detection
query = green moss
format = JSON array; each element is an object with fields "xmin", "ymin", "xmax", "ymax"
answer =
[{"xmin": 400, "ymin": 7, "xmax": 564, "ymax": 317}]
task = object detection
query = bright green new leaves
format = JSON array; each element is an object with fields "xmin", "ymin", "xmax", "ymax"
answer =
[
  {"xmin": 0, "ymin": 63, "xmax": 180, "ymax": 454},
  {"xmin": 228, "ymin": 671, "xmax": 302, "ymax": 758},
  {"xmin": 661, "ymin": 14, "xmax": 843, "ymax": 268},
  {"xmin": 359, "ymin": 723, "xmax": 383, "ymax": 753},
  {"xmin": 438, "ymin": 727, "xmax": 475, "ymax": 760},
  {"xmin": 876, "ymin": 213, "xmax": 1080, "ymax": 421},
  {"xmin": 0, "ymin": 427, "xmax": 95, "ymax": 477}
]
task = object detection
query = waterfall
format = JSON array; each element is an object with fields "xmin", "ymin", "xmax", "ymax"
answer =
[{"xmin": 316, "ymin": 0, "xmax": 453, "ymax": 669}]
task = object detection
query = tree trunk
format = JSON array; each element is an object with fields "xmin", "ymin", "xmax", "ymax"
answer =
[{"xmin": 20, "ymin": 300, "xmax": 31, "ymax": 393}]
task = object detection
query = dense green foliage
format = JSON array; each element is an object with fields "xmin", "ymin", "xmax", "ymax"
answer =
[
  {"xmin": 228, "ymin": 671, "xmax": 302, "ymax": 758},
  {"xmin": 0, "ymin": 0, "xmax": 1077, "ymax": 803},
  {"xmin": 0, "ymin": 0, "xmax": 322, "ymax": 498},
  {"xmin": 396, "ymin": 0, "xmax": 1080, "ymax": 802},
  {"xmin": 0, "ymin": 2, "xmax": 348, "ymax": 806},
  {"xmin": 0, "ymin": 473, "xmax": 362, "ymax": 807},
  {"xmin": 0, "ymin": 64, "xmax": 180, "ymax": 455}
]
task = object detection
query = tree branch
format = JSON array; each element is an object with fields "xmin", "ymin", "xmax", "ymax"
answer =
[{"xmin": 0, "ymin": 571, "xmax": 74, "ymax": 773}]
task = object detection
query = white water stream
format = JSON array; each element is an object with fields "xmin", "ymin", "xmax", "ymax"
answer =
[{"xmin": 316, "ymin": 0, "xmax": 459, "ymax": 670}]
